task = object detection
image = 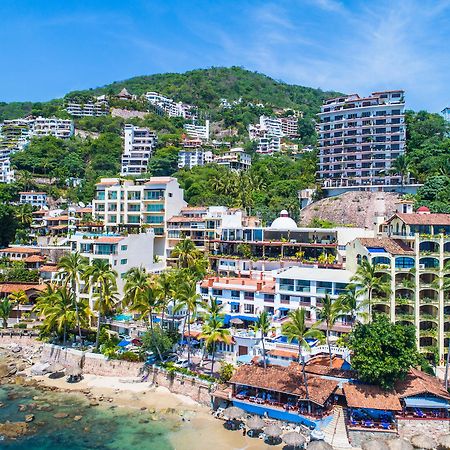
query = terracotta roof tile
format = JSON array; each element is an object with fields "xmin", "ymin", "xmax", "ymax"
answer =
[
  {"xmin": 23, "ymin": 255, "xmax": 46, "ymax": 263},
  {"xmin": 343, "ymin": 384, "xmax": 402, "ymax": 411},
  {"xmin": 0, "ymin": 247, "xmax": 40, "ymax": 254},
  {"xmin": 167, "ymin": 216, "xmax": 205, "ymax": 223},
  {"xmin": 39, "ymin": 265, "xmax": 60, "ymax": 273},
  {"xmin": 395, "ymin": 368, "xmax": 450, "ymax": 400},
  {"xmin": 229, "ymin": 363, "xmax": 338, "ymax": 406},
  {"xmin": 94, "ymin": 237, "xmax": 124, "ymax": 244},
  {"xmin": 389, "ymin": 213, "xmax": 450, "ymax": 226},
  {"xmin": 358, "ymin": 237, "xmax": 414, "ymax": 255},
  {"xmin": 0, "ymin": 283, "xmax": 48, "ymax": 294}
]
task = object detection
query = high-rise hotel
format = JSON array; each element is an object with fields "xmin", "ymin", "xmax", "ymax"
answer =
[{"xmin": 317, "ymin": 90, "xmax": 406, "ymax": 195}]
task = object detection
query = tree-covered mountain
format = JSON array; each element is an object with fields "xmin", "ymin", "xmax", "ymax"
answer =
[{"xmin": 0, "ymin": 67, "xmax": 341, "ymax": 122}]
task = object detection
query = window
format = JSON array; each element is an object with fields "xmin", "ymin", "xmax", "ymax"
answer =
[
  {"xmin": 295, "ymin": 280, "xmax": 311, "ymax": 292},
  {"xmin": 200, "ymin": 287, "xmax": 208, "ymax": 294},
  {"xmin": 230, "ymin": 290, "xmax": 240, "ymax": 299},
  {"xmin": 121, "ymin": 245, "xmax": 128, "ymax": 251},
  {"xmin": 395, "ymin": 257, "xmax": 415, "ymax": 269},
  {"xmin": 128, "ymin": 204, "xmax": 140, "ymax": 212},
  {"xmin": 146, "ymin": 215, "xmax": 164, "ymax": 224},
  {"xmin": 121, "ymin": 259, "xmax": 127, "ymax": 265},
  {"xmin": 316, "ymin": 281, "xmax": 332, "ymax": 294},
  {"xmin": 147, "ymin": 204, "xmax": 164, "ymax": 212},
  {"xmin": 127, "ymin": 191, "xmax": 141, "ymax": 201},
  {"xmin": 280, "ymin": 278, "xmax": 295, "ymax": 291},
  {"xmin": 212, "ymin": 289, "xmax": 222, "ymax": 296}
]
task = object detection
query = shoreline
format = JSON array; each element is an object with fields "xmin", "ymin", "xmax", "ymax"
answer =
[{"xmin": 0, "ymin": 345, "xmax": 269, "ymax": 449}]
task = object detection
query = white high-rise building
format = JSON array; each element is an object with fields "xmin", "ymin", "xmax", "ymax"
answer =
[
  {"xmin": 120, "ymin": 125, "xmax": 158, "ymax": 176},
  {"xmin": 317, "ymin": 90, "xmax": 406, "ymax": 194},
  {"xmin": 32, "ymin": 117, "xmax": 74, "ymax": 139},
  {"xmin": 145, "ymin": 92, "xmax": 196, "ymax": 119},
  {"xmin": 92, "ymin": 177, "xmax": 187, "ymax": 257},
  {"xmin": 183, "ymin": 120, "xmax": 210, "ymax": 141},
  {"xmin": 178, "ymin": 148, "xmax": 213, "ymax": 169},
  {"xmin": 66, "ymin": 97, "xmax": 109, "ymax": 117},
  {"xmin": 0, "ymin": 158, "xmax": 14, "ymax": 183}
]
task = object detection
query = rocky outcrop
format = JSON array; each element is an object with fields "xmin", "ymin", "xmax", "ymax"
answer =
[
  {"xmin": 0, "ymin": 421, "xmax": 30, "ymax": 439},
  {"xmin": 300, "ymin": 191, "xmax": 401, "ymax": 229}
]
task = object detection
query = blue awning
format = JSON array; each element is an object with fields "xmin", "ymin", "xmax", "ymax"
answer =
[
  {"xmin": 118, "ymin": 339, "xmax": 131, "ymax": 347},
  {"xmin": 237, "ymin": 354, "xmax": 253, "ymax": 363},
  {"xmin": 404, "ymin": 397, "xmax": 450, "ymax": 409},
  {"xmin": 230, "ymin": 302, "xmax": 240, "ymax": 306},
  {"xmin": 224, "ymin": 314, "xmax": 257, "ymax": 325},
  {"xmin": 153, "ymin": 317, "xmax": 161, "ymax": 322},
  {"xmin": 278, "ymin": 307, "xmax": 290, "ymax": 312}
]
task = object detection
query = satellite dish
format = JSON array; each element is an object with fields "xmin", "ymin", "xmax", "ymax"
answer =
[
  {"xmin": 42, "ymin": 205, "xmax": 49, "ymax": 211},
  {"xmin": 78, "ymin": 201, "xmax": 86, "ymax": 208}
]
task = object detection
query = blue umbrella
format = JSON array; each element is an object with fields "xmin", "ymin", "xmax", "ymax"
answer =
[{"xmin": 118, "ymin": 339, "xmax": 131, "ymax": 347}]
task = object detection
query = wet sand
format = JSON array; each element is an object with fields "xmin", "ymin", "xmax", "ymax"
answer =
[{"xmin": 31, "ymin": 373, "xmax": 272, "ymax": 450}]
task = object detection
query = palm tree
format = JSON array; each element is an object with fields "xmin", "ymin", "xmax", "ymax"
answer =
[
  {"xmin": 58, "ymin": 252, "xmax": 88, "ymax": 343},
  {"xmin": 338, "ymin": 284, "xmax": 369, "ymax": 324},
  {"xmin": 123, "ymin": 267, "xmax": 150, "ymax": 310},
  {"xmin": 176, "ymin": 279, "xmax": 204, "ymax": 366},
  {"xmin": 154, "ymin": 271, "xmax": 174, "ymax": 327},
  {"xmin": 351, "ymin": 260, "xmax": 390, "ymax": 320},
  {"xmin": 0, "ymin": 299, "xmax": 13, "ymax": 328},
  {"xmin": 83, "ymin": 259, "xmax": 118, "ymax": 350},
  {"xmin": 252, "ymin": 311, "xmax": 271, "ymax": 368},
  {"xmin": 201, "ymin": 315, "xmax": 231, "ymax": 376},
  {"xmin": 8, "ymin": 290, "xmax": 29, "ymax": 323},
  {"xmin": 204, "ymin": 296, "xmax": 225, "ymax": 318},
  {"xmin": 282, "ymin": 308, "xmax": 323, "ymax": 412},
  {"xmin": 315, "ymin": 295, "xmax": 345, "ymax": 368},
  {"xmin": 15, "ymin": 204, "xmax": 33, "ymax": 228},
  {"xmin": 390, "ymin": 154, "xmax": 410, "ymax": 192},
  {"xmin": 171, "ymin": 238, "xmax": 202, "ymax": 269},
  {"xmin": 34, "ymin": 287, "xmax": 77, "ymax": 345}
]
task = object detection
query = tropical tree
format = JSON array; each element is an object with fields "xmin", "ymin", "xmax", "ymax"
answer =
[
  {"xmin": 315, "ymin": 295, "xmax": 346, "ymax": 368},
  {"xmin": 132, "ymin": 284, "xmax": 161, "ymax": 331},
  {"xmin": 171, "ymin": 238, "xmax": 202, "ymax": 269},
  {"xmin": 338, "ymin": 284, "xmax": 369, "ymax": 324},
  {"xmin": 58, "ymin": 252, "xmax": 88, "ymax": 343},
  {"xmin": 154, "ymin": 271, "xmax": 174, "ymax": 326},
  {"xmin": 14, "ymin": 204, "xmax": 34, "ymax": 228},
  {"xmin": 282, "ymin": 308, "xmax": 323, "ymax": 412},
  {"xmin": 34, "ymin": 286, "xmax": 78, "ymax": 345},
  {"xmin": 123, "ymin": 267, "xmax": 151, "ymax": 309},
  {"xmin": 201, "ymin": 315, "xmax": 231, "ymax": 376},
  {"xmin": 8, "ymin": 290, "xmax": 29, "ymax": 323},
  {"xmin": 0, "ymin": 299, "xmax": 13, "ymax": 328},
  {"xmin": 83, "ymin": 259, "xmax": 118, "ymax": 350},
  {"xmin": 351, "ymin": 260, "xmax": 391, "ymax": 320},
  {"xmin": 252, "ymin": 311, "xmax": 271, "ymax": 368},
  {"xmin": 176, "ymin": 279, "xmax": 204, "ymax": 365},
  {"xmin": 390, "ymin": 154, "xmax": 410, "ymax": 192}
]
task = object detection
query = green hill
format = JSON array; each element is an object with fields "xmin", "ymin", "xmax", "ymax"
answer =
[{"xmin": 0, "ymin": 67, "xmax": 341, "ymax": 121}]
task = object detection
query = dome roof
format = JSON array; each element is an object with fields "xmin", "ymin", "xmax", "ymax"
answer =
[
  {"xmin": 269, "ymin": 210, "xmax": 298, "ymax": 230},
  {"xmin": 416, "ymin": 206, "xmax": 430, "ymax": 213}
]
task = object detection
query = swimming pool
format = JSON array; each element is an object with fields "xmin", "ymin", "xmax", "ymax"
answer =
[{"xmin": 114, "ymin": 314, "xmax": 133, "ymax": 321}]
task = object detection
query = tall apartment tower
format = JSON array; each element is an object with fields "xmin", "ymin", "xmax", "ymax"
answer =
[
  {"xmin": 120, "ymin": 125, "xmax": 158, "ymax": 176},
  {"xmin": 317, "ymin": 90, "xmax": 406, "ymax": 195}
]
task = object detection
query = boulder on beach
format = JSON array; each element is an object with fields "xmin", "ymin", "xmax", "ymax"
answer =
[
  {"xmin": 73, "ymin": 416, "xmax": 83, "ymax": 422},
  {"xmin": 0, "ymin": 363, "xmax": 17, "ymax": 378},
  {"xmin": 24, "ymin": 415, "xmax": 34, "ymax": 423},
  {"xmin": 53, "ymin": 412, "xmax": 69, "ymax": 419}
]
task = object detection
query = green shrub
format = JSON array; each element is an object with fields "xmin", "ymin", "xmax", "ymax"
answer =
[
  {"xmin": 13, "ymin": 323, "xmax": 28, "ymax": 329},
  {"xmin": 117, "ymin": 351, "xmax": 142, "ymax": 362}
]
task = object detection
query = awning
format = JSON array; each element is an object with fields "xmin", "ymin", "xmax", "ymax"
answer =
[
  {"xmin": 118, "ymin": 339, "xmax": 131, "ymax": 347},
  {"xmin": 224, "ymin": 314, "xmax": 258, "ymax": 325},
  {"xmin": 230, "ymin": 302, "xmax": 240, "ymax": 306},
  {"xmin": 278, "ymin": 307, "xmax": 290, "ymax": 312},
  {"xmin": 404, "ymin": 396, "xmax": 450, "ymax": 409},
  {"xmin": 237, "ymin": 354, "xmax": 253, "ymax": 364}
]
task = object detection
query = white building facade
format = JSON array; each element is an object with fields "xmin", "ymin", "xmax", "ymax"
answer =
[
  {"xmin": 19, "ymin": 191, "xmax": 48, "ymax": 208},
  {"xmin": 120, "ymin": 125, "xmax": 158, "ymax": 176}
]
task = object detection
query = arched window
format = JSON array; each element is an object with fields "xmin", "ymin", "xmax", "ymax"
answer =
[{"xmin": 395, "ymin": 257, "xmax": 415, "ymax": 269}]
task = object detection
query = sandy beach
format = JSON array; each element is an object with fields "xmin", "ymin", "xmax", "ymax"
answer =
[{"xmin": 30, "ymin": 372, "xmax": 272, "ymax": 450}]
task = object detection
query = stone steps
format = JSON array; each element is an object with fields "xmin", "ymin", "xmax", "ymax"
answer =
[{"xmin": 323, "ymin": 406, "xmax": 353, "ymax": 449}]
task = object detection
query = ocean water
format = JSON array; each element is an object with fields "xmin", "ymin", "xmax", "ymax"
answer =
[{"xmin": 0, "ymin": 384, "xmax": 181, "ymax": 450}]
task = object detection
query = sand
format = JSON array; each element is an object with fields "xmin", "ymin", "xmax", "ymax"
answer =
[{"xmin": 30, "ymin": 372, "xmax": 272, "ymax": 450}]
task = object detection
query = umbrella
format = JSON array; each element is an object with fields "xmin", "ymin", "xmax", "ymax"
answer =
[
  {"xmin": 310, "ymin": 429, "xmax": 325, "ymax": 441},
  {"xmin": 307, "ymin": 441, "xmax": 333, "ymax": 450},
  {"xmin": 411, "ymin": 434, "xmax": 437, "ymax": 450},
  {"xmin": 246, "ymin": 415, "xmax": 265, "ymax": 430},
  {"xmin": 265, "ymin": 423, "xmax": 282, "ymax": 438},
  {"xmin": 118, "ymin": 339, "xmax": 131, "ymax": 347},
  {"xmin": 438, "ymin": 434, "xmax": 450, "ymax": 450},
  {"xmin": 48, "ymin": 363, "xmax": 64, "ymax": 373},
  {"xmin": 362, "ymin": 440, "xmax": 390, "ymax": 450},
  {"xmin": 387, "ymin": 439, "xmax": 414, "ymax": 450},
  {"xmin": 230, "ymin": 318, "xmax": 244, "ymax": 325},
  {"xmin": 66, "ymin": 367, "xmax": 82, "ymax": 377},
  {"xmin": 224, "ymin": 406, "xmax": 245, "ymax": 420},
  {"xmin": 283, "ymin": 431, "xmax": 306, "ymax": 448}
]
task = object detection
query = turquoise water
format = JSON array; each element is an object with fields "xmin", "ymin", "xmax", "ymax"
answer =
[
  {"xmin": 113, "ymin": 314, "xmax": 133, "ymax": 321},
  {"xmin": 0, "ymin": 385, "xmax": 180, "ymax": 449}
]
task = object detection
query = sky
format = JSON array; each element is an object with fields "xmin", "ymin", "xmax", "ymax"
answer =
[{"xmin": 1, "ymin": 0, "xmax": 450, "ymax": 112}]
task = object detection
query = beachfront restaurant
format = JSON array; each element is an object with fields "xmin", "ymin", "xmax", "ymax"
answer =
[
  {"xmin": 343, "ymin": 383, "xmax": 401, "ymax": 432},
  {"xmin": 228, "ymin": 362, "xmax": 338, "ymax": 428}
]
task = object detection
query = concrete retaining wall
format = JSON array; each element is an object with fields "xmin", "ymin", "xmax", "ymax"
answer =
[
  {"xmin": 0, "ymin": 335, "xmax": 42, "ymax": 349},
  {"xmin": 398, "ymin": 419, "xmax": 450, "ymax": 440}
]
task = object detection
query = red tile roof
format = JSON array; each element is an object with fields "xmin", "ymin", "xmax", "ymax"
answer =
[
  {"xmin": 0, "ymin": 283, "xmax": 48, "ymax": 294},
  {"xmin": 229, "ymin": 363, "xmax": 338, "ymax": 406},
  {"xmin": 395, "ymin": 368, "xmax": 450, "ymax": 400},
  {"xmin": 24, "ymin": 255, "xmax": 46, "ymax": 263},
  {"xmin": 343, "ymin": 384, "xmax": 402, "ymax": 411},
  {"xmin": 388, "ymin": 213, "xmax": 450, "ymax": 226},
  {"xmin": 268, "ymin": 349, "xmax": 298, "ymax": 359},
  {"xmin": 358, "ymin": 237, "xmax": 414, "ymax": 255},
  {"xmin": 168, "ymin": 216, "xmax": 205, "ymax": 223},
  {"xmin": 0, "ymin": 247, "xmax": 40, "ymax": 254},
  {"xmin": 94, "ymin": 236, "xmax": 124, "ymax": 244},
  {"xmin": 39, "ymin": 265, "xmax": 59, "ymax": 273},
  {"xmin": 200, "ymin": 277, "xmax": 275, "ymax": 293},
  {"xmin": 45, "ymin": 215, "xmax": 69, "ymax": 221}
]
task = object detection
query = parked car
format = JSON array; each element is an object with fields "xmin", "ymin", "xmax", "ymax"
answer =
[
  {"xmin": 163, "ymin": 354, "xmax": 178, "ymax": 363},
  {"xmin": 174, "ymin": 359, "xmax": 190, "ymax": 368}
]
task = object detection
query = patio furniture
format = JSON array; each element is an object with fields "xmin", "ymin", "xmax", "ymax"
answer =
[
  {"xmin": 249, "ymin": 396, "xmax": 257, "ymax": 403},
  {"xmin": 363, "ymin": 420, "xmax": 374, "ymax": 428},
  {"xmin": 381, "ymin": 422, "xmax": 391, "ymax": 430}
]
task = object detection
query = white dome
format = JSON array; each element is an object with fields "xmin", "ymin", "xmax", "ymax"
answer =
[{"xmin": 269, "ymin": 210, "xmax": 298, "ymax": 230}]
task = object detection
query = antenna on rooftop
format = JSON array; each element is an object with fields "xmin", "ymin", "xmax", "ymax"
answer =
[{"xmin": 78, "ymin": 201, "xmax": 86, "ymax": 208}]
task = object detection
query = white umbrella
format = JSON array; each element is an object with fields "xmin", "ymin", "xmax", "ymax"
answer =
[
  {"xmin": 224, "ymin": 406, "xmax": 245, "ymax": 420},
  {"xmin": 283, "ymin": 431, "xmax": 306, "ymax": 449},
  {"xmin": 246, "ymin": 415, "xmax": 265, "ymax": 430},
  {"xmin": 411, "ymin": 434, "xmax": 437, "ymax": 450}
]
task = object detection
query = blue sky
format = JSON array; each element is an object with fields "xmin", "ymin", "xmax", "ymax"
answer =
[{"xmin": 1, "ymin": 0, "xmax": 449, "ymax": 111}]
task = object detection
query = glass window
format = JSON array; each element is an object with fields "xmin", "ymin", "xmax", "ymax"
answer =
[
  {"xmin": 395, "ymin": 257, "xmax": 415, "ymax": 269},
  {"xmin": 316, "ymin": 281, "xmax": 332, "ymax": 294},
  {"xmin": 279, "ymin": 278, "xmax": 295, "ymax": 291},
  {"xmin": 147, "ymin": 204, "xmax": 164, "ymax": 212},
  {"xmin": 121, "ymin": 245, "xmax": 128, "ymax": 251},
  {"xmin": 295, "ymin": 280, "xmax": 311, "ymax": 292},
  {"xmin": 121, "ymin": 259, "xmax": 127, "ymax": 265},
  {"xmin": 231, "ymin": 290, "xmax": 240, "ymax": 299},
  {"xmin": 146, "ymin": 215, "xmax": 164, "ymax": 224}
]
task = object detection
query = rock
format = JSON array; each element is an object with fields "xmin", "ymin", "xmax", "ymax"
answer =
[
  {"xmin": 139, "ymin": 419, "xmax": 149, "ymax": 424},
  {"xmin": 89, "ymin": 401, "xmax": 99, "ymax": 407},
  {"xmin": 0, "ymin": 403, "xmax": 4, "ymax": 408},
  {"xmin": 18, "ymin": 404, "xmax": 27, "ymax": 412},
  {"xmin": 73, "ymin": 416, "xmax": 82, "ymax": 422},
  {"xmin": 140, "ymin": 407, "xmax": 147, "ymax": 411},
  {"xmin": 24, "ymin": 415, "xmax": 34, "ymax": 423},
  {"xmin": 0, "ymin": 421, "xmax": 30, "ymax": 439},
  {"xmin": 11, "ymin": 345, "xmax": 21, "ymax": 353},
  {"xmin": 0, "ymin": 363, "xmax": 17, "ymax": 378},
  {"xmin": 53, "ymin": 412, "xmax": 69, "ymax": 419}
]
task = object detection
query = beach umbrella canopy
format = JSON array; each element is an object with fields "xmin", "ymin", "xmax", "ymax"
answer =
[
  {"xmin": 310, "ymin": 429, "xmax": 325, "ymax": 441},
  {"xmin": 438, "ymin": 434, "xmax": 450, "ymax": 450},
  {"xmin": 265, "ymin": 423, "xmax": 282, "ymax": 438},
  {"xmin": 387, "ymin": 438, "xmax": 414, "ymax": 450},
  {"xmin": 230, "ymin": 318, "xmax": 244, "ymax": 325},
  {"xmin": 283, "ymin": 431, "xmax": 306, "ymax": 448},
  {"xmin": 224, "ymin": 406, "xmax": 245, "ymax": 420},
  {"xmin": 48, "ymin": 363, "xmax": 64, "ymax": 373},
  {"xmin": 66, "ymin": 367, "xmax": 82, "ymax": 377},
  {"xmin": 411, "ymin": 435, "xmax": 437, "ymax": 450},
  {"xmin": 246, "ymin": 416, "xmax": 265, "ymax": 430},
  {"xmin": 362, "ymin": 440, "xmax": 390, "ymax": 450},
  {"xmin": 307, "ymin": 441, "xmax": 333, "ymax": 450}
]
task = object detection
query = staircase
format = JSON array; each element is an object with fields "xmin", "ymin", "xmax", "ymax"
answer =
[{"xmin": 322, "ymin": 406, "xmax": 353, "ymax": 449}]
